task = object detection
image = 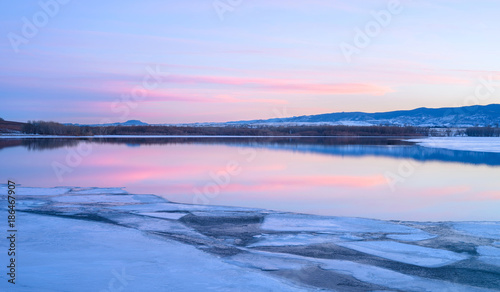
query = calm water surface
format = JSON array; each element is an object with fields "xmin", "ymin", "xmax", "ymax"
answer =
[{"xmin": 2, "ymin": 137, "xmax": 499, "ymax": 221}]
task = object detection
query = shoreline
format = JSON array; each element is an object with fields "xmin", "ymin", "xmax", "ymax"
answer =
[
  {"xmin": 0, "ymin": 134, "xmax": 425, "ymax": 139},
  {"xmin": 407, "ymin": 137, "xmax": 500, "ymax": 153}
]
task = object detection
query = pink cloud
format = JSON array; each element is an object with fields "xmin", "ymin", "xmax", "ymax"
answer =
[
  {"xmin": 461, "ymin": 191, "xmax": 500, "ymax": 201},
  {"xmin": 162, "ymin": 75, "xmax": 392, "ymax": 96}
]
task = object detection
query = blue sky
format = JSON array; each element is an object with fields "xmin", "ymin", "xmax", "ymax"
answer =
[{"xmin": 1, "ymin": 0, "xmax": 499, "ymax": 123}]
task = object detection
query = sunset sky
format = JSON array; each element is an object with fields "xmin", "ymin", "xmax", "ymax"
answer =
[{"xmin": 1, "ymin": 0, "xmax": 499, "ymax": 124}]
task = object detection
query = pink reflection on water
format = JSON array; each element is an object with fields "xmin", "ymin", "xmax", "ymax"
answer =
[{"xmin": 1, "ymin": 140, "xmax": 500, "ymax": 221}]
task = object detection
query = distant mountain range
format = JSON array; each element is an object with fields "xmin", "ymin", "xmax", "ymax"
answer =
[
  {"xmin": 66, "ymin": 120, "xmax": 149, "ymax": 127},
  {"xmin": 71, "ymin": 104, "xmax": 500, "ymax": 128},
  {"xmin": 225, "ymin": 104, "xmax": 500, "ymax": 128}
]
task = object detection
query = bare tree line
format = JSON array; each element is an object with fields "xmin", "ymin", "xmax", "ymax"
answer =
[{"xmin": 21, "ymin": 121, "xmax": 430, "ymax": 136}]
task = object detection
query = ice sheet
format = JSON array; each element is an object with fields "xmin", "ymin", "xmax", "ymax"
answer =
[
  {"xmin": 110, "ymin": 202, "xmax": 262, "ymax": 213},
  {"xmin": 52, "ymin": 194, "xmax": 165, "ymax": 204},
  {"xmin": 138, "ymin": 212, "xmax": 188, "ymax": 220},
  {"xmin": 452, "ymin": 222, "xmax": 500, "ymax": 240},
  {"xmin": 2, "ymin": 186, "xmax": 498, "ymax": 291},
  {"xmin": 69, "ymin": 187, "xmax": 128, "ymax": 194},
  {"xmin": 0, "ymin": 186, "xmax": 71, "ymax": 196},
  {"xmin": 477, "ymin": 246, "xmax": 500, "ymax": 267},
  {"xmin": 261, "ymin": 214, "xmax": 424, "ymax": 234},
  {"xmin": 0, "ymin": 213, "xmax": 314, "ymax": 292},
  {"xmin": 336, "ymin": 241, "xmax": 469, "ymax": 267},
  {"xmin": 240, "ymin": 250, "xmax": 490, "ymax": 292},
  {"xmin": 408, "ymin": 137, "xmax": 500, "ymax": 153},
  {"xmin": 248, "ymin": 233, "xmax": 341, "ymax": 247},
  {"xmin": 386, "ymin": 232, "xmax": 437, "ymax": 242}
]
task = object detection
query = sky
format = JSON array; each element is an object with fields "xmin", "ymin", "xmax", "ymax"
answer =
[{"xmin": 1, "ymin": 0, "xmax": 500, "ymax": 124}]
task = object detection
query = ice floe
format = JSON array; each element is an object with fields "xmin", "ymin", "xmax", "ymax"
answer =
[
  {"xmin": 232, "ymin": 250, "xmax": 491, "ymax": 292},
  {"xmin": 53, "ymin": 194, "xmax": 143, "ymax": 204},
  {"xmin": 261, "ymin": 214, "xmax": 425, "ymax": 234},
  {"xmin": 386, "ymin": 232, "xmax": 437, "ymax": 242},
  {"xmin": 335, "ymin": 240, "xmax": 469, "ymax": 267},
  {"xmin": 52, "ymin": 194, "xmax": 166, "ymax": 204},
  {"xmin": 110, "ymin": 202, "xmax": 262, "ymax": 213},
  {"xmin": 69, "ymin": 187, "xmax": 128, "ymax": 194},
  {"xmin": 319, "ymin": 259, "xmax": 490, "ymax": 292},
  {"xmin": 138, "ymin": 212, "xmax": 188, "ymax": 220},
  {"xmin": 408, "ymin": 137, "xmax": 500, "ymax": 153},
  {"xmin": 248, "ymin": 233, "xmax": 342, "ymax": 247},
  {"xmin": 0, "ymin": 186, "xmax": 71, "ymax": 196},
  {"xmin": 477, "ymin": 246, "xmax": 500, "ymax": 267},
  {"xmin": 452, "ymin": 222, "xmax": 500, "ymax": 240}
]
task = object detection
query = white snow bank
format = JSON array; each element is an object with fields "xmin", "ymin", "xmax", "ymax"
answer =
[{"xmin": 407, "ymin": 137, "xmax": 500, "ymax": 153}]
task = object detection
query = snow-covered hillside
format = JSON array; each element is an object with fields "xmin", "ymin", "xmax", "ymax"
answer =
[{"xmin": 226, "ymin": 104, "xmax": 500, "ymax": 127}]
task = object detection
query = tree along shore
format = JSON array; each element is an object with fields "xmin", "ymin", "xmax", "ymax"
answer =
[{"xmin": 20, "ymin": 121, "xmax": 429, "ymax": 137}]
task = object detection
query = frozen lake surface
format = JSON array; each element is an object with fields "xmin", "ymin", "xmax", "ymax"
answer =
[
  {"xmin": 1, "ymin": 186, "xmax": 498, "ymax": 291},
  {"xmin": 408, "ymin": 137, "xmax": 500, "ymax": 153}
]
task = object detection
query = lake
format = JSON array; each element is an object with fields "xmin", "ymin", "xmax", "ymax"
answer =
[{"xmin": 1, "ymin": 137, "xmax": 499, "ymax": 221}]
